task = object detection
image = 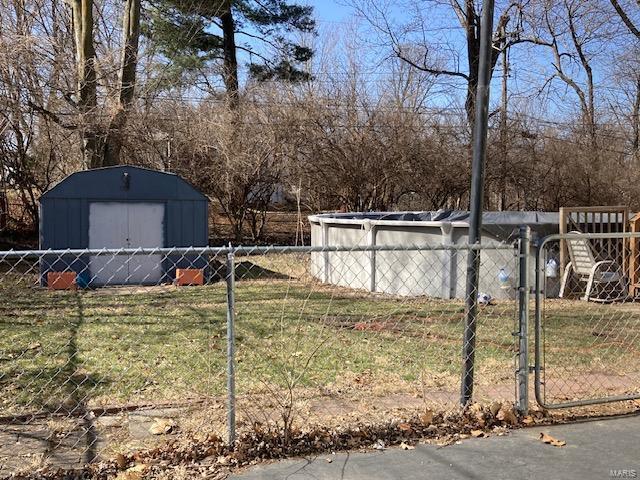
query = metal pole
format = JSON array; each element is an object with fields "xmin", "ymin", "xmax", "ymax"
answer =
[
  {"xmin": 534, "ymin": 237, "xmax": 545, "ymax": 409},
  {"xmin": 461, "ymin": 0, "xmax": 496, "ymax": 406},
  {"xmin": 225, "ymin": 243, "xmax": 236, "ymax": 445},
  {"xmin": 517, "ymin": 226, "xmax": 530, "ymax": 414}
]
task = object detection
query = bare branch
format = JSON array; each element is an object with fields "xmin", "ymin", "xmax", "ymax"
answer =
[
  {"xmin": 610, "ymin": 0, "xmax": 640, "ymax": 39},
  {"xmin": 26, "ymin": 100, "xmax": 77, "ymax": 130}
]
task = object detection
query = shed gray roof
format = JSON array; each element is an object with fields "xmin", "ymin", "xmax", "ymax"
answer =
[{"xmin": 41, "ymin": 166, "xmax": 206, "ymax": 201}]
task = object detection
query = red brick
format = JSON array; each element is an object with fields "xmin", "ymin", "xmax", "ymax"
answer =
[
  {"xmin": 176, "ymin": 268, "xmax": 204, "ymax": 286},
  {"xmin": 47, "ymin": 272, "xmax": 77, "ymax": 290}
]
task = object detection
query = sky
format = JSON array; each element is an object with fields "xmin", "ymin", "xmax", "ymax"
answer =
[
  {"xmin": 306, "ymin": 0, "xmax": 353, "ymax": 24},
  {"xmin": 301, "ymin": 0, "xmax": 486, "ymax": 111},
  {"xmin": 298, "ymin": 0, "xmax": 628, "ymax": 122}
]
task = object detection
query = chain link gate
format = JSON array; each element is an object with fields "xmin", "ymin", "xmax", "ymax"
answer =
[{"xmin": 534, "ymin": 232, "xmax": 640, "ymax": 409}]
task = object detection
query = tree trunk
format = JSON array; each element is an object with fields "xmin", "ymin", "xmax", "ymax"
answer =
[
  {"xmin": 463, "ymin": 1, "xmax": 480, "ymax": 127},
  {"xmin": 70, "ymin": 0, "xmax": 101, "ymax": 169},
  {"xmin": 221, "ymin": 2, "xmax": 239, "ymax": 109},
  {"xmin": 633, "ymin": 77, "xmax": 640, "ymax": 163},
  {"xmin": 565, "ymin": 2, "xmax": 598, "ymax": 166},
  {"xmin": 463, "ymin": 2, "xmax": 507, "ymax": 130},
  {"xmin": 103, "ymin": 0, "xmax": 142, "ymax": 167},
  {"xmin": 465, "ymin": 63, "xmax": 479, "ymax": 130}
]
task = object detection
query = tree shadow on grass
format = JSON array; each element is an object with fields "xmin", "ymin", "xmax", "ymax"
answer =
[
  {"xmin": 57, "ymin": 292, "xmax": 99, "ymax": 463},
  {"xmin": 235, "ymin": 261, "xmax": 292, "ymax": 280},
  {"xmin": 0, "ymin": 292, "xmax": 106, "ymax": 465}
]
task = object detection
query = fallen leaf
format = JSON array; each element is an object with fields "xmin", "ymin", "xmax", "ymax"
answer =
[
  {"xmin": 115, "ymin": 473, "xmax": 141, "ymax": 480},
  {"xmin": 326, "ymin": 458, "xmax": 333, "ymax": 463},
  {"xmin": 532, "ymin": 409, "xmax": 546, "ymax": 420},
  {"xmin": 115, "ymin": 464, "xmax": 148, "ymax": 480},
  {"xmin": 468, "ymin": 403, "xmax": 486, "ymax": 426},
  {"xmin": 539, "ymin": 432, "xmax": 566, "ymax": 447},
  {"xmin": 232, "ymin": 449, "xmax": 248, "ymax": 463},
  {"xmin": 27, "ymin": 342, "xmax": 41, "ymax": 350},
  {"xmin": 496, "ymin": 406, "xmax": 518, "ymax": 426},
  {"xmin": 398, "ymin": 422, "xmax": 412, "ymax": 432},
  {"xmin": 197, "ymin": 455, "xmax": 216, "ymax": 466},
  {"xmin": 470, "ymin": 429, "xmax": 485, "ymax": 438},
  {"xmin": 148, "ymin": 418, "xmax": 176, "ymax": 435},
  {"xmin": 372, "ymin": 439, "xmax": 385, "ymax": 450},
  {"xmin": 400, "ymin": 442, "xmax": 415, "ymax": 450},
  {"xmin": 420, "ymin": 409, "xmax": 434, "ymax": 426},
  {"xmin": 490, "ymin": 401, "xmax": 502, "ymax": 417},
  {"xmin": 114, "ymin": 453, "xmax": 127, "ymax": 469},
  {"xmin": 346, "ymin": 436, "xmax": 359, "ymax": 448},
  {"xmin": 522, "ymin": 415, "xmax": 535, "ymax": 426}
]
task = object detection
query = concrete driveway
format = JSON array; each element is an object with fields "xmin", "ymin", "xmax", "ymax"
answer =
[{"xmin": 232, "ymin": 414, "xmax": 640, "ymax": 480}]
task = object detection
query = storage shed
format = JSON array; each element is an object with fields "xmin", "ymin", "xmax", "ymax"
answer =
[{"xmin": 39, "ymin": 166, "xmax": 208, "ymax": 287}]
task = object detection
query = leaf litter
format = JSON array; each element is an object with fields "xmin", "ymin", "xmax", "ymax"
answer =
[{"xmin": 3, "ymin": 403, "xmax": 555, "ymax": 480}]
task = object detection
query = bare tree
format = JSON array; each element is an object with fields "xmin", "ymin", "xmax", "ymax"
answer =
[
  {"xmin": 65, "ymin": 0, "xmax": 142, "ymax": 168},
  {"xmin": 169, "ymin": 102, "xmax": 288, "ymax": 242},
  {"xmin": 634, "ymin": 76, "xmax": 640, "ymax": 160},
  {"xmin": 351, "ymin": 0, "xmax": 528, "ymax": 127},
  {"xmin": 520, "ymin": 0, "xmax": 621, "ymax": 203},
  {"xmin": 3, "ymin": 0, "xmax": 640, "ymax": 240},
  {"xmin": 0, "ymin": 0, "xmax": 76, "ymax": 227},
  {"xmin": 103, "ymin": 0, "xmax": 142, "ymax": 166},
  {"xmin": 68, "ymin": 0, "xmax": 100, "ymax": 168},
  {"xmin": 608, "ymin": 0, "xmax": 640, "ymax": 160}
]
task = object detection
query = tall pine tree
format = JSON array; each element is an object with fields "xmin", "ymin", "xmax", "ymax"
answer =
[{"xmin": 145, "ymin": 0, "xmax": 315, "ymax": 107}]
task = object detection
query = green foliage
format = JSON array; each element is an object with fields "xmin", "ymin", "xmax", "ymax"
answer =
[{"xmin": 144, "ymin": 0, "xmax": 315, "ymax": 88}]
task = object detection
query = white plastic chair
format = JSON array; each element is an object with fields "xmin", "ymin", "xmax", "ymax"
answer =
[{"xmin": 559, "ymin": 231, "xmax": 626, "ymax": 302}]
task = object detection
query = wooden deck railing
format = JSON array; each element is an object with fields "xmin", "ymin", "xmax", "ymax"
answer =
[{"xmin": 559, "ymin": 206, "xmax": 629, "ymax": 278}]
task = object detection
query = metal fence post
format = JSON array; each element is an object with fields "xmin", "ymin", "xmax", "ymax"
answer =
[
  {"xmin": 517, "ymin": 226, "xmax": 530, "ymax": 414},
  {"xmin": 461, "ymin": 0, "xmax": 495, "ymax": 406},
  {"xmin": 225, "ymin": 243, "xmax": 236, "ymax": 445}
]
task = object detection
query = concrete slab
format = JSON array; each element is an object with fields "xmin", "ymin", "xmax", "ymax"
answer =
[{"xmin": 232, "ymin": 414, "xmax": 640, "ymax": 480}]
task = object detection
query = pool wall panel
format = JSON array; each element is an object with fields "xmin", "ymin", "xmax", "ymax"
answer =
[{"xmin": 308, "ymin": 212, "xmax": 559, "ymax": 300}]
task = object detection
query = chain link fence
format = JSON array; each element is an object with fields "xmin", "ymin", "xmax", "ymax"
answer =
[
  {"xmin": 0, "ymin": 242, "xmax": 522, "ymax": 474},
  {"xmin": 536, "ymin": 232, "xmax": 640, "ymax": 409}
]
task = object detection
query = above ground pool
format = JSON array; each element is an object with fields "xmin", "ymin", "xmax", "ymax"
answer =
[{"xmin": 308, "ymin": 211, "xmax": 559, "ymax": 300}]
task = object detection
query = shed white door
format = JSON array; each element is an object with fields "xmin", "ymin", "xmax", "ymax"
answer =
[{"xmin": 89, "ymin": 202, "xmax": 164, "ymax": 285}]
